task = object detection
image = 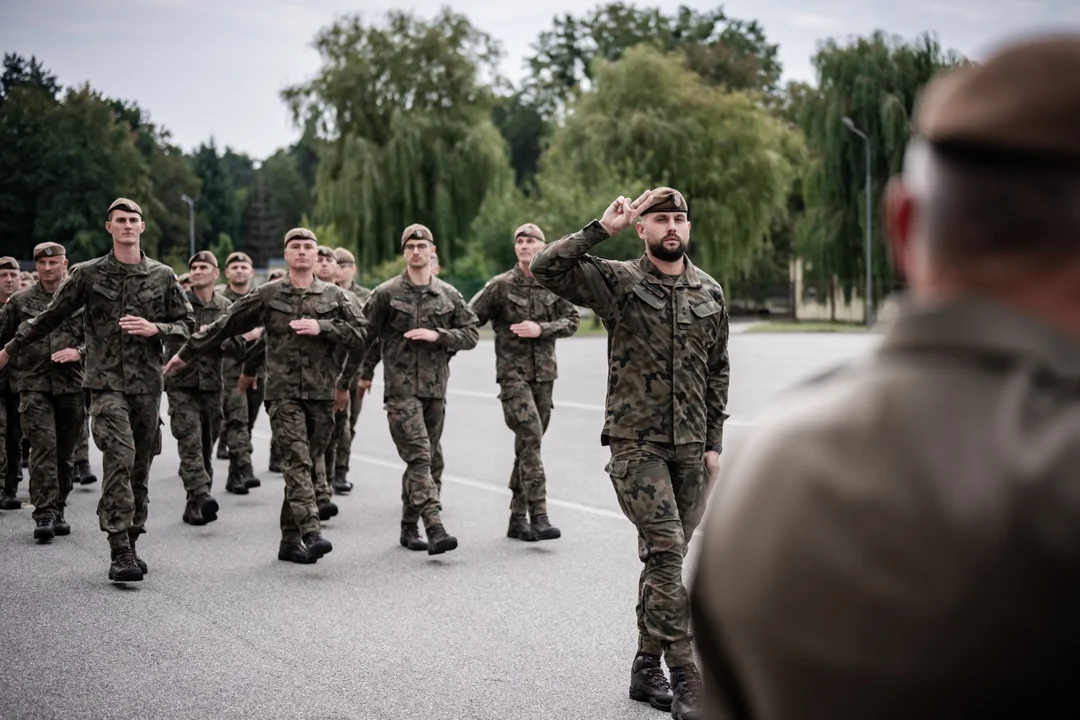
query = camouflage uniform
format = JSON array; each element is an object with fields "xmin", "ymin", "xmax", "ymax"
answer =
[
  {"xmin": 0, "ymin": 338, "xmax": 20, "ymax": 501},
  {"xmin": 329, "ymin": 281, "xmax": 373, "ymax": 482},
  {"xmin": 2, "ymin": 250, "xmax": 194, "ymax": 550},
  {"xmin": 469, "ymin": 264, "xmax": 580, "ymax": 520},
  {"xmin": 219, "ymin": 285, "xmax": 264, "ymax": 473},
  {"xmin": 178, "ymin": 277, "xmax": 367, "ymax": 544},
  {"xmin": 353, "ymin": 273, "xmax": 479, "ymax": 529},
  {"xmin": 531, "ymin": 212, "xmax": 730, "ymax": 670},
  {"xmin": 0, "ymin": 282, "xmax": 85, "ymax": 523},
  {"xmin": 165, "ymin": 289, "xmax": 234, "ymax": 499}
]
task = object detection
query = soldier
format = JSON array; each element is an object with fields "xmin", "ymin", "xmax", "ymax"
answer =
[
  {"xmin": 217, "ymin": 251, "xmax": 264, "ymax": 490},
  {"xmin": 308, "ymin": 246, "xmax": 342, "ymax": 516},
  {"xmin": 164, "ymin": 251, "xmax": 236, "ymax": 524},
  {"xmin": 0, "ymin": 198, "xmax": 195, "ymax": 582},
  {"xmin": 19, "ymin": 272, "xmax": 33, "ymax": 290},
  {"xmin": 692, "ymin": 35, "xmax": 1080, "ymax": 719},
  {"xmin": 0, "ymin": 256, "xmax": 23, "ymax": 510},
  {"xmin": 352, "ymin": 224, "xmax": 478, "ymax": 554},
  {"xmin": 328, "ymin": 247, "xmax": 371, "ymax": 494},
  {"xmin": 469, "ymin": 223, "xmax": 580, "ymax": 541},
  {"xmin": 164, "ymin": 228, "xmax": 367, "ymax": 564},
  {"xmin": 264, "ymin": 266, "xmax": 287, "ymax": 472},
  {"xmin": 0, "ymin": 243, "xmax": 84, "ymax": 540},
  {"xmin": 532, "ymin": 188, "xmax": 729, "ymax": 719}
]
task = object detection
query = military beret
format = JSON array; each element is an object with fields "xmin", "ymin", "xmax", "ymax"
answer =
[
  {"xmin": 514, "ymin": 223, "xmax": 546, "ymax": 242},
  {"xmin": 640, "ymin": 187, "xmax": 689, "ymax": 216},
  {"xmin": 913, "ymin": 34, "xmax": 1080, "ymax": 164},
  {"xmin": 32, "ymin": 242, "xmax": 66, "ymax": 260},
  {"xmin": 177, "ymin": 272, "xmax": 191, "ymax": 283},
  {"xmin": 317, "ymin": 245, "xmax": 337, "ymax": 259},
  {"xmin": 108, "ymin": 197, "xmax": 143, "ymax": 217},
  {"xmin": 267, "ymin": 268, "xmax": 286, "ymax": 280},
  {"xmin": 0, "ymin": 257, "xmax": 19, "ymax": 271},
  {"xmin": 225, "ymin": 251, "xmax": 252, "ymax": 267},
  {"xmin": 334, "ymin": 248, "xmax": 356, "ymax": 264},
  {"xmin": 401, "ymin": 224, "xmax": 434, "ymax": 248},
  {"xmin": 284, "ymin": 227, "xmax": 316, "ymax": 247},
  {"xmin": 188, "ymin": 250, "xmax": 218, "ymax": 269}
]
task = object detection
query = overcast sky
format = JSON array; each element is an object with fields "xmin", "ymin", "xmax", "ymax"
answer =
[{"xmin": 3, "ymin": 0, "xmax": 1077, "ymax": 159}]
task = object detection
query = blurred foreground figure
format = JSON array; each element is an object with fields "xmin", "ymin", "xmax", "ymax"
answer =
[{"xmin": 692, "ymin": 34, "xmax": 1080, "ymax": 719}]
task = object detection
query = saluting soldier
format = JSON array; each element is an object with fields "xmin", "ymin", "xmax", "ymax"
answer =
[
  {"xmin": 469, "ymin": 223, "xmax": 580, "ymax": 541},
  {"xmin": 532, "ymin": 188, "xmax": 730, "ymax": 720},
  {"xmin": 692, "ymin": 34, "xmax": 1080, "ymax": 720}
]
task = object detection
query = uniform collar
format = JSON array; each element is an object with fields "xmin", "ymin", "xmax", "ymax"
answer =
[
  {"xmin": 278, "ymin": 276, "xmax": 329, "ymax": 294},
  {"xmin": 510, "ymin": 264, "xmax": 537, "ymax": 286},
  {"xmin": 636, "ymin": 254, "xmax": 702, "ymax": 288},
  {"xmin": 400, "ymin": 272, "xmax": 438, "ymax": 295},
  {"xmin": 103, "ymin": 250, "xmax": 149, "ymax": 274}
]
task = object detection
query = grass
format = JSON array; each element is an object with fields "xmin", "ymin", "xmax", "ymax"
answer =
[{"xmin": 744, "ymin": 320, "xmax": 874, "ymax": 333}]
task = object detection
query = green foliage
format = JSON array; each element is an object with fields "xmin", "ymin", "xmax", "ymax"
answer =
[{"xmin": 358, "ymin": 256, "xmax": 407, "ymax": 288}]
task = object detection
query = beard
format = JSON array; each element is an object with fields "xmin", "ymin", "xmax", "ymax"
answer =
[{"xmin": 649, "ymin": 235, "xmax": 687, "ymax": 262}]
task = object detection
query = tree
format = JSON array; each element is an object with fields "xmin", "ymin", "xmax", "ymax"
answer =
[
  {"xmin": 190, "ymin": 139, "xmax": 238, "ymax": 254},
  {"xmin": 282, "ymin": 9, "xmax": 511, "ymax": 270},
  {"xmin": 796, "ymin": 31, "xmax": 964, "ymax": 295}
]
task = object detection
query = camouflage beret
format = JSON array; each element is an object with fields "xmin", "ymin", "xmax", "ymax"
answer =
[
  {"xmin": 188, "ymin": 250, "xmax": 218, "ymax": 269},
  {"xmin": 514, "ymin": 223, "xmax": 546, "ymax": 242},
  {"xmin": 334, "ymin": 248, "xmax": 356, "ymax": 264},
  {"xmin": 0, "ymin": 257, "xmax": 19, "ymax": 271},
  {"xmin": 108, "ymin": 197, "xmax": 143, "ymax": 217},
  {"xmin": 225, "ymin": 251, "xmax": 252, "ymax": 267},
  {"xmin": 267, "ymin": 268, "xmax": 286, "ymax": 280},
  {"xmin": 913, "ymin": 34, "xmax": 1080, "ymax": 163},
  {"xmin": 33, "ymin": 242, "xmax": 66, "ymax": 260},
  {"xmin": 177, "ymin": 272, "xmax": 191, "ymax": 283},
  {"xmin": 401, "ymin": 224, "xmax": 434, "ymax": 248},
  {"xmin": 640, "ymin": 187, "xmax": 688, "ymax": 216},
  {"xmin": 317, "ymin": 246, "xmax": 337, "ymax": 259},
  {"xmin": 284, "ymin": 227, "xmax": 317, "ymax": 247}
]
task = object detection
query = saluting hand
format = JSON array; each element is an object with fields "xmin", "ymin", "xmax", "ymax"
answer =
[
  {"xmin": 599, "ymin": 189, "xmax": 654, "ymax": 236},
  {"xmin": 510, "ymin": 321, "xmax": 541, "ymax": 339},
  {"xmin": 163, "ymin": 354, "xmax": 186, "ymax": 375},
  {"xmin": 119, "ymin": 315, "xmax": 159, "ymax": 336},
  {"xmin": 404, "ymin": 328, "xmax": 439, "ymax": 343},
  {"xmin": 290, "ymin": 319, "xmax": 321, "ymax": 335},
  {"xmin": 51, "ymin": 348, "xmax": 81, "ymax": 364}
]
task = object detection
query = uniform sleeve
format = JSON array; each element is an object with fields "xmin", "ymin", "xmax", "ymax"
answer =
[
  {"xmin": 706, "ymin": 292, "xmax": 731, "ymax": 452},
  {"xmin": 436, "ymin": 290, "xmax": 479, "ymax": 351},
  {"xmin": 530, "ymin": 220, "xmax": 622, "ymax": 320},
  {"xmin": 539, "ymin": 297, "xmax": 580, "ymax": 339},
  {"xmin": 317, "ymin": 294, "xmax": 368, "ymax": 350},
  {"xmin": 154, "ymin": 277, "xmax": 196, "ymax": 339},
  {"xmin": 4, "ymin": 266, "xmax": 86, "ymax": 355},
  {"xmin": 357, "ymin": 291, "xmax": 388, "ymax": 382},
  {"xmin": 0, "ymin": 298, "xmax": 20, "ymax": 348},
  {"xmin": 177, "ymin": 290, "xmax": 262, "ymax": 364},
  {"xmin": 468, "ymin": 280, "xmax": 498, "ymax": 327},
  {"xmin": 241, "ymin": 335, "xmax": 266, "ymax": 377}
]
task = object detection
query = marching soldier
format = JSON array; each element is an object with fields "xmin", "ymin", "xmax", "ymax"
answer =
[{"xmin": 0, "ymin": 256, "xmax": 22, "ymax": 509}]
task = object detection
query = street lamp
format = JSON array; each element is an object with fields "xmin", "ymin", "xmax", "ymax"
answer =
[
  {"xmin": 842, "ymin": 116, "xmax": 873, "ymax": 328},
  {"xmin": 180, "ymin": 194, "xmax": 196, "ymax": 259}
]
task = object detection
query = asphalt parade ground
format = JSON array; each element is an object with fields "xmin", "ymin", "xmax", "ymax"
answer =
[{"xmin": 0, "ymin": 327, "xmax": 879, "ymax": 720}]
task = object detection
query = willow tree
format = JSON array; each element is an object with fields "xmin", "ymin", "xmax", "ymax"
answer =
[
  {"xmin": 282, "ymin": 10, "xmax": 510, "ymax": 270},
  {"xmin": 535, "ymin": 44, "xmax": 801, "ymax": 282},
  {"xmin": 797, "ymin": 31, "xmax": 965, "ymax": 295}
]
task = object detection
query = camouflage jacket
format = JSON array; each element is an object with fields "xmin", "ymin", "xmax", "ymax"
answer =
[
  {"xmin": 469, "ymin": 264, "xmax": 580, "ymax": 382},
  {"xmin": 352, "ymin": 273, "xmax": 479, "ymax": 399},
  {"xmin": 3, "ymin": 251, "xmax": 194, "ymax": 394},
  {"xmin": 531, "ymin": 220, "xmax": 731, "ymax": 450},
  {"xmin": 165, "ymin": 290, "xmax": 237, "ymax": 392},
  {"xmin": 219, "ymin": 285, "xmax": 260, "ymax": 380},
  {"xmin": 178, "ymin": 277, "xmax": 367, "ymax": 402},
  {"xmin": 0, "ymin": 283, "xmax": 85, "ymax": 395},
  {"xmin": 343, "ymin": 281, "xmax": 373, "ymax": 306}
]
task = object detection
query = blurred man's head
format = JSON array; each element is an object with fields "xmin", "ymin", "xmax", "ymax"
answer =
[
  {"xmin": 334, "ymin": 248, "xmax": 356, "ymax": 286},
  {"xmin": 188, "ymin": 251, "xmax": 220, "ymax": 291},
  {"xmin": 225, "ymin": 252, "xmax": 254, "ymax": 290},
  {"xmin": 33, "ymin": 243, "xmax": 67, "ymax": 292},
  {"xmin": 0, "ymin": 258, "xmax": 19, "ymax": 300},
  {"xmin": 315, "ymin": 246, "xmax": 338, "ymax": 282}
]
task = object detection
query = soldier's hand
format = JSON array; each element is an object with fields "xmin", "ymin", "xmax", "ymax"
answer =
[
  {"xmin": 163, "ymin": 354, "xmax": 187, "ymax": 375},
  {"xmin": 599, "ymin": 190, "xmax": 654, "ymax": 236},
  {"xmin": 704, "ymin": 450, "xmax": 721, "ymax": 493},
  {"xmin": 242, "ymin": 327, "xmax": 263, "ymax": 342},
  {"xmin": 199, "ymin": 324, "xmax": 209, "ymax": 333},
  {"xmin": 119, "ymin": 315, "xmax": 160, "ymax": 336},
  {"xmin": 238, "ymin": 373, "xmax": 258, "ymax": 392},
  {"xmin": 510, "ymin": 321, "xmax": 542, "ymax": 338},
  {"xmin": 356, "ymin": 379, "xmax": 372, "ymax": 398},
  {"xmin": 404, "ymin": 328, "xmax": 439, "ymax": 343},
  {"xmin": 334, "ymin": 388, "xmax": 350, "ymax": 413},
  {"xmin": 290, "ymin": 319, "xmax": 321, "ymax": 335},
  {"xmin": 51, "ymin": 348, "xmax": 81, "ymax": 364},
  {"xmin": 0, "ymin": 349, "xmax": 8, "ymax": 371}
]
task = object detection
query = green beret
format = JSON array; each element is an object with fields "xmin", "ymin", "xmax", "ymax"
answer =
[
  {"xmin": 514, "ymin": 223, "xmax": 546, "ymax": 242},
  {"xmin": 0, "ymin": 256, "xmax": 19, "ymax": 271},
  {"xmin": 226, "ymin": 251, "xmax": 253, "ymax": 267},
  {"xmin": 188, "ymin": 250, "xmax": 218, "ymax": 269},
  {"xmin": 284, "ymin": 228, "xmax": 317, "ymax": 247},
  {"xmin": 33, "ymin": 242, "xmax": 66, "ymax": 260},
  {"xmin": 401, "ymin": 224, "xmax": 434, "ymax": 248},
  {"xmin": 640, "ymin": 187, "xmax": 688, "ymax": 216},
  {"xmin": 108, "ymin": 197, "xmax": 143, "ymax": 217}
]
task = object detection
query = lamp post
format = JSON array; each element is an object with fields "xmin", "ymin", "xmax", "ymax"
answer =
[
  {"xmin": 180, "ymin": 194, "xmax": 195, "ymax": 259},
  {"xmin": 842, "ymin": 116, "xmax": 873, "ymax": 328}
]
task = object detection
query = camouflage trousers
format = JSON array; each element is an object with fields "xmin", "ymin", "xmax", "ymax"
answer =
[
  {"xmin": 606, "ymin": 439, "xmax": 706, "ymax": 668},
  {"xmin": 73, "ymin": 391, "xmax": 90, "ymax": 465},
  {"xmin": 167, "ymin": 388, "xmax": 222, "ymax": 498},
  {"xmin": 385, "ymin": 396, "xmax": 445, "ymax": 527},
  {"xmin": 499, "ymin": 380, "xmax": 553, "ymax": 517},
  {"xmin": 1, "ymin": 388, "xmax": 22, "ymax": 494},
  {"xmin": 332, "ymin": 384, "xmax": 365, "ymax": 475},
  {"xmin": 268, "ymin": 399, "xmax": 333, "ymax": 543},
  {"xmin": 89, "ymin": 391, "xmax": 162, "ymax": 550},
  {"xmin": 220, "ymin": 371, "xmax": 264, "ymax": 467},
  {"xmin": 20, "ymin": 391, "xmax": 83, "ymax": 521}
]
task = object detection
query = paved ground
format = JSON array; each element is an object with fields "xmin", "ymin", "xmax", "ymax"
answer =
[{"xmin": 0, "ymin": 330, "xmax": 878, "ymax": 720}]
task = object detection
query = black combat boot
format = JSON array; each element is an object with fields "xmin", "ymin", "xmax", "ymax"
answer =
[
  {"xmin": 182, "ymin": 497, "xmax": 206, "ymax": 525},
  {"xmin": 268, "ymin": 445, "xmax": 281, "ymax": 473},
  {"xmin": 216, "ymin": 440, "xmax": 229, "ymax": 460},
  {"xmin": 302, "ymin": 531, "xmax": 332, "ymax": 560},
  {"xmin": 629, "ymin": 652, "xmax": 673, "ymax": 711},
  {"xmin": 317, "ymin": 499, "xmax": 338, "ymax": 520},
  {"xmin": 53, "ymin": 513, "xmax": 70, "ymax": 536},
  {"xmin": 129, "ymin": 537, "xmax": 149, "ymax": 574},
  {"xmin": 332, "ymin": 469, "xmax": 353, "ymax": 494},
  {"xmin": 197, "ymin": 493, "xmax": 219, "ymax": 523},
  {"xmin": 34, "ymin": 517, "xmax": 55, "ymax": 541},
  {"xmin": 225, "ymin": 466, "xmax": 249, "ymax": 495},
  {"xmin": 278, "ymin": 541, "xmax": 316, "ymax": 564},
  {"xmin": 507, "ymin": 513, "xmax": 533, "ymax": 541},
  {"xmin": 425, "ymin": 524, "xmax": 458, "ymax": 555},
  {"xmin": 240, "ymin": 464, "xmax": 261, "ymax": 489},
  {"xmin": 669, "ymin": 664, "xmax": 703, "ymax": 720},
  {"xmin": 399, "ymin": 522, "xmax": 428, "ymax": 551},
  {"xmin": 530, "ymin": 513, "xmax": 561, "ymax": 541},
  {"xmin": 0, "ymin": 490, "xmax": 21, "ymax": 510},
  {"xmin": 108, "ymin": 547, "xmax": 144, "ymax": 582},
  {"xmin": 75, "ymin": 460, "xmax": 97, "ymax": 485}
]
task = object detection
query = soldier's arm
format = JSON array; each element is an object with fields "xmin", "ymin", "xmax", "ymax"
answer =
[
  {"xmin": 331, "ymin": 297, "xmax": 371, "ymax": 390},
  {"xmin": 436, "ymin": 291, "xmax": 479, "ymax": 351},
  {"xmin": 468, "ymin": 280, "xmax": 498, "ymax": 327},
  {"xmin": 0, "ymin": 298, "xmax": 20, "ymax": 348},
  {"xmin": 154, "ymin": 277, "xmax": 196, "ymax": 338},
  {"xmin": 357, "ymin": 291, "xmax": 388, "ymax": 381},
  {"xmin": 3, "ymin": 266, "xmax": 86, "ymax": 355},
  {"xmin": 319, "ymin": 294, "xmax": 369, "ymax": 350},
  {"xmin": 530, "ymin": 221, "xmax": 622, "ymax": 319},
  {"xmin": 705, "ymin": 291, "xmax": 732, "ymax": 453},
  {"xmin": 241, "ymin": 335, "xmax": 267, "ymax": 377},
  {"xmin": 539, "ymin": 297, "xmax": 581, "ymax": 339},
  {"xmin": 177, "ymin": 290, "xmax": 262, "ymax": 364},
  {"xmin": 358, "ymin": 339, "xmax": 381, "ymax": 383}
]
